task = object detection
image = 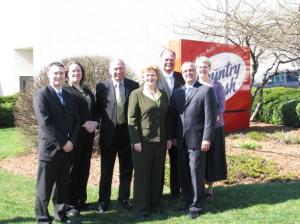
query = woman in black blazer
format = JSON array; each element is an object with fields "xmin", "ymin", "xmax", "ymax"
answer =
[{"xmin": 65, "ymin": 61, "xmax": 98, "ymax": 210}]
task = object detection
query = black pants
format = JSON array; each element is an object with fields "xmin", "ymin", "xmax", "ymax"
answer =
[
  {"xmin": 178, "ymin": 141, "xmax": 206, "ymax": 212},
  {"xmin": 132, "ymin": 142, "xmax": 166, "ymax": 215},
  {"xmin": 168, "ymin": 145, "xmax": 180, "ymax": 196},
  {"xmin": 99, "ymin": 125, "xmax": 133, "ymax": 202},
  {"xmin": 69, "ymin": 128, "xmax": 95, "ymax": 207},
  {"xmin": 161, "ymin": 146, "xmax": 180, "ymax": 196},
  {"xmin": 35, "ymin": 153, "xmax": 70, "ymax": 224}
]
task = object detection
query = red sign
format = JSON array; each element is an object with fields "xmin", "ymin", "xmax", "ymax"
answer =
[{"xmin": 169, "ymin": 39, "xmax": 251, "ymax": 132}]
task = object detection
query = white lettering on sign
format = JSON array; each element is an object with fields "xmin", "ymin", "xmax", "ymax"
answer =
[{"xmin": 209, "ymin": 52, "xmax": 246, "ymax": 100}]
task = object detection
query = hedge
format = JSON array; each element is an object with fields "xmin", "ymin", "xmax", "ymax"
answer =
[
  {"xmin": 253, "ymin": 87, "xmax": 300, "ymax": 127},
  {"xmin": 0, "ymin": 94, "xmax": 18, "ymax": 127}
]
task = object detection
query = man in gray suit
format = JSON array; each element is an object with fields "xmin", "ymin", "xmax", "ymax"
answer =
[
  {"xmin": 95, "ymin": 58, "xmax": 139, "ymax": 213},
  {"xmin": 171, "ymin": 61, "xmax": 217, "ymax": 219},
  {"xmin": 33, "ymin": 62, "xmax": 80, "ymax": 223},
  {"xmin": 156, "ymin": 49, "xmax": 184, "ymax": 198}
]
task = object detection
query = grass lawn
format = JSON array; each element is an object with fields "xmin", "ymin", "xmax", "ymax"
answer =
[
  {"xmin": 0, "ymin": 127, "xmax": 31, "ymax": 160},
  {"xmin": 0, "ymin": 169, "xmax": 300, "ymax": 224}
]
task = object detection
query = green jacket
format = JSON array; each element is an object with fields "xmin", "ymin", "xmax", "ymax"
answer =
[{"xmin": 128, "ymin": 87, "xmax": 171, "ymax": 144}]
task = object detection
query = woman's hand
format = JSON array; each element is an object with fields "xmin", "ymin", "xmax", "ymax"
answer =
[
  {"xmin": 134, "ymin": 143, "xmax": 142, "ymax": 152},
  {"xmin": 201, "ymin": 140, "xmax": 211, "ymax": 152},
  {"xmin": 82, "ymin": 121, "xmax": 98, "ymax": 133},
  {"xmin": 166, "ymin": 140, "xmax": 172, "ymax": 150}
]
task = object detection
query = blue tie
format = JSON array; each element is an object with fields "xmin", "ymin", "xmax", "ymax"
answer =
[{"xmin": 57, "ymin": 91, "xmax": 64, "ymax": 105}]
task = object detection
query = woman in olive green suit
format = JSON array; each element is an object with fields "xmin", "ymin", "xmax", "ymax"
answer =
[{"xmin": 128, "ymin": 65, "xmax": 172, "ymax": 217}]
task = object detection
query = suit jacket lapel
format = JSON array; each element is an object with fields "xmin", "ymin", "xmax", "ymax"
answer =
[
  {"xmin": 158, "ymin": 71, "xmax": 172, "ymax": 98},
  {"xmin": 173, "ymin": 72, "xmax": 182, "ymax": 90},
  {"xmin": 47, "ymin": 85, "xmax": 64, "ymax": 107},
  {"xmin": 185, "ymin": 81, "xmax": 201, "ymax": 107},
  {"xmin": 108, "ymin": 79, "xmax": 116, "ymax": 104},
  {"xmin": 124, "ymin": 78, "xmax": 130, "ymax": 102}
]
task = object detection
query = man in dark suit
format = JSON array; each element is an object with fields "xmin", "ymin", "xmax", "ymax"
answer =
[
  {"xmin": 171, "ymin": 61, "xmax": 217, "ymax": 219},
  {"xmin": 95, "ymin": 58, "xmax": 139, "ymax": 213},
  {"xmin": 156, "ymin": 49, "xmax": 184, "ymax": 198},
  {"xmin": 33, "ymin": 62, "xmax": 80, "ymax": 223}
]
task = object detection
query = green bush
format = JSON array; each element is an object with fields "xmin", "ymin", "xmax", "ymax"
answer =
[
  {"xmin": 225, "ymin": 154, "xmax": 296, "ymax": 184},
  {"xmin": 272, "ymin": 99, "xmax": 300, "ymax": 127},
  {"xmin": 253, "ymin": 87, "xmax": 300, "ymax": 127},
  {"xmin": 0, "ymin": 94, "xmax": 18, "ymax": 127},
  {"xmin": 14, "ymin": 55, "xmax": 136, "ymax": 147},
  {"xmin": 296, "ymin": 102, "xmax": 300, "ymax": 119}
]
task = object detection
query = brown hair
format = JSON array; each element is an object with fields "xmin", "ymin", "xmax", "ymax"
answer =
[{"xmin": 65, "ymin": 61, "xmax": 86, "ymax": 85}]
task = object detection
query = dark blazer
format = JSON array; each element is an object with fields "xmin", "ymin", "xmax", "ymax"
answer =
[
  {"xmin": 64, "ymin": 85, "xmax": 96, "ymax": 125},
  {"xmin": 33, "ymin": 85, "xmax": 80, "ymax": 161},
  {"xmin": 157, "ymin": 71, "xmax": 184, "ymax": 99},
  {"xmin": 95, "ymin": 78, "xmax": 139, "ymax": 148},
  {"xmin": 171, "ymin": 81, "xmax": 217, "ymax": 149},
  {"xmin": 127, "ymin": 87, "xmax": 171, "ymax": 144}
]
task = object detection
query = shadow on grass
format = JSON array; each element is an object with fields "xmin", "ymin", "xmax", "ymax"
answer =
[
  {"xmin": 1, "ymin": 181, "xmax": 299, "ymax": 223},
  {"xmin": 76, "ymin": 181, "xmax": 300, "ymax": 223},
  {"xmin": 206, "ymin": 181, "xmax": 300, "ymax": 214},
  {"xmin": 0, "ymin": 217, "xmax": 36, "ymax": 224},
  {"xmin": 235, "ymin": 123, "xmax": 296, "ymax": 134}
]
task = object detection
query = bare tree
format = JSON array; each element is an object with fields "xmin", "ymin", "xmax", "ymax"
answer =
[{"xmin": 174, "ymin": 0, "xmax": 300, "ymax": 120}]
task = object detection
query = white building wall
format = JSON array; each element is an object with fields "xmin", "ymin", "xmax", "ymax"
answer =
[{"xmin": 2, "ymin": 0, "xmax": 295, "ymax": 95}]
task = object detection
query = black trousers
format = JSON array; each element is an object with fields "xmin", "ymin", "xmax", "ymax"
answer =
[
  {"xmin": 132, "ymin": 142, "xmax": 166, "ymax": 215},
  {"xmin": 35, "ymin": 153, "xmax": 70, "ymax": 224},
  {"xmin": 161, "ymin": 146, "xmax": 180, "ymax": 196},
  {"xmin": 69, "ymin": 128, "xmax": 95, "ymax": 207},
  {"xmin": 99, "ymin": 124, "xmax": 133, "ymax": 202},
  {"xmin": 178, "ymin": 141, "xmax": 206, "ymax": 212},
  {"xmin": 168, "ymin": 145, "xmax": 180, "ymax": 196}
]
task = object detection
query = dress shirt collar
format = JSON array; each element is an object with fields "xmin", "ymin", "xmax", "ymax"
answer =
[
  {"xmin": 185, "ymin": 80, "xmax": 196, "ymax": 89},
  {"xmin": 112, "ymin": 78, "xmax": 125, "ymax": 87},
  {"xmin": 162, "ymin": 70, "xmax": 174, "ymax": 80},
  {"xmin": 50, "ymin": 85, "xmax": 63, "ymax": 94}
]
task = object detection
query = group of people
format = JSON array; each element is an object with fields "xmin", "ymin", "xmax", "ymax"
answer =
[{"xmin": 33, "ymin": 48, "xmax": 227, "ymax": 224}]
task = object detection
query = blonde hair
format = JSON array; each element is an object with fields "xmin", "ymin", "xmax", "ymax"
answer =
[
  {"xmin": 195, "ymin": 56, "xmax": 211, "ymax": 69},
  {"xmin": 140, "ymin": 65, "xmax": 160, "ymax": 80}
]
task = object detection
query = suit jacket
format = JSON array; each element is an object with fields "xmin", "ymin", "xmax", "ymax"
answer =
[
  {"xmin": 156, "ymin": 71, "xmax": 184, "ymax": 100},
  {"xmin": 127, "ymin": 87, "xmax": 171, "ymax": 144},
  {"xmin": 171, "ymin": 81, "xmax": 217, "ymax": 149},
  {"xmin": 95, "ymin": 78, "xmax": 139, "ymax": 148},
  {"xmin": 33, "ymin": 85, "xmax": 80, "ymax": 162}
]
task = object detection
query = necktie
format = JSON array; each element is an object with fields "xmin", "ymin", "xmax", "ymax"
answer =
[
  {"xmin": 185, "ymin": 87, "xmax": 192, "ymax": 100},
  {"xmin": 116, "ymin": 83, "xmax": 126, "ymax": 124},
  {"xmin": 57, "ymin": 91, "xmax": 65, "ymax": 105},
  {"xmin": 165, "ymin": 75, "xmax": 172, "ymax": 93}
]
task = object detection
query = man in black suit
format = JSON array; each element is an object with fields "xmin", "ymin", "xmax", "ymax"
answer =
[
  {"xmin": 156, "ymin": 49, "xmax": 184, "ymax": 198},
  {"xmin": 171, "ymin": 61, "xmax": 217, "ymax": 219},
  {"xmin": 95, "ymin": 58, "xmax": 139, "ymax": 212},
  {"xmin": 33, "ymin": 62, "xmax": 80, "ymax": 223}
]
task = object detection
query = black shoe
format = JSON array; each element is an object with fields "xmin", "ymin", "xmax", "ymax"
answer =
[
  {"xmin": 151, "ymin": 208, "xmax": 163, "ymax": 214},
  {"xmin": 187, "ymin": 211, "xmax": 201, "ymax": 219},
  {"xmin": 176, "ymin": 202, "xmax": 190, "ymax": 211},
  {"xmin": 54, "ymin": 215, "xmax": 72, "ymax": 223},
  {"xmin": 118, "ymin": 199, "xmax": 133, "ymax": 210},
  {"xmin": 66, "ymin": 208, "xmax": 80, "ymax": 218},
  {"xmin": 79, "ymin": 202, "xmax": 90, "ymax": 211},
  {"xmin": 205, "ymin": 191, "xmax": 214, "ymax": 201},
  {"xmin": 98, "ymin": 201, "xmax": 110, "ymax": 213}
]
